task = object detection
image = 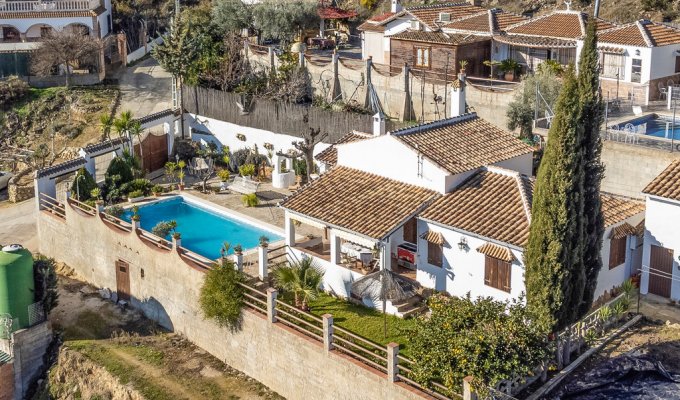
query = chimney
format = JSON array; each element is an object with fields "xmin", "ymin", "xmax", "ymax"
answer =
[
  {"xmin": 450, "ymin": 72, "xmax": 466, "ymax": 117},
  {"xmin": 373, "ymin": 113, "xmax": 386, "ymax": 136},
  {"xmin": 467, "ymin": 0, "xmax": 481, "ymax": 6},
  {"xmin": 391, "ymin": 0, "xmax": 403, "ymax": 13}
]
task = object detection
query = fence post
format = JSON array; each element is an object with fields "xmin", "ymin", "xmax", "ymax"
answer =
[
  {"xmin": 268, "ymin": 46, "xmax": 276, "ymax": 74},
  {"xmin": 387, "ymin": 342, "xmax": 399, "ymax": 383},
  {"xmin": 172, "ymin": 236, "xmax": 181, "ymax": 251},
  {"xmin": 330, "ymin": 50, "xmax": 342, "ymax": 103},
  {"xmin": 266, "ymin": 288, "xmax": 277, "ymax": 323},
  {"xmin": 402, "ymin": 63, "xmax": 414, "ymax": 122},
  {"xmin": 131, "ymin": 218, "xmax": 139, "ymax": 231},
  {"xmin": 364, "ymin": 56, "xmax": 373, "ymax": 110},
  {"xmin": 233, "ymin": 252, "xmax": 243, "ymax": 272},
  {"xmin": 258, "ymin": 245, "xmax": 268, "ymax": 281},
  {"xmin": 463, "ymin": 376, "xmax": 477, "ymax": 400},
  {"xmin": 322, "ymin": 313, "xmax": 333, "ymax": 354}
]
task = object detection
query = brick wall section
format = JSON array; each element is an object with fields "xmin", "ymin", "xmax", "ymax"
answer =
[
  {"xmin": 0, "ymin": 362, "xmax": 14, "ymax": 400},
  {"xmin": 37, "ymin": 206, "xmax": 428, "ymax": 400}
]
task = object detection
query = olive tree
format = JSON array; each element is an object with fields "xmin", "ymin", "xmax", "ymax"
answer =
[{"xmin": 31, "ymin": 31, "xmax": 101, "ymax": 88}]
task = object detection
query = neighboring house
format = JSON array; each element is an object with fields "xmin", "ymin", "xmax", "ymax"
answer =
[
  {"xmin": 360, "ymin": 2, "xmax": 680, "ymax": 103},
  {"xmin": 641, "ymin": 159, "xmax": 680, "ymax": 300}
]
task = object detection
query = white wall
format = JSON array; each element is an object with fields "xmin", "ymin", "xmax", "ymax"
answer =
[
  {"xmin": 492, "ymin": 153, "xmax": 533, "ymax": 177},
  {"xmin": 288, "ymin": 246, "xmax": 363, "ymax": 299},
  {"xmin": 415, "ymin": 220, "xmax": 526, "ymax": 302},
  {"xmin": 650, "ymin": 45, "xmax": 680, "ymax": 81},
  {"xmin": 336, "ymin": 135, "xmax": 450, "ymax": 193},
  {"xmin": 363, "ymin": 31, "xmax": 385, "ymax": 63},
  {"xmin": 186, "ymin": 114, "xmax": 331, "ymax": 162},
  {"xmin": 641, "ymin": 196, "xmax": 680, "ymax": 300},
  {"xmin": 594, "ymin": 213, "xmax": 645, "ymax": 299},
  {"xmin": 9, "ymin": 17, "xmax": 94, "ymax": 37}
]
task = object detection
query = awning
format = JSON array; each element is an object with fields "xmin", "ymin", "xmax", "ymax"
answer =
[
  {"xmin": 476, "ymin": 242, "xmax": 515, "ymax": 263},
  {"xmin": 610, "ymin": 223, "xmax": 636, "ymax": 239},
  {"xmin": 599, "ymin": 46, "xmax": 625, "ymax": 54},
  {"xmin": 493, "ymin": 34, "xmax": 576, "ymax": 49},
  {"xmin": 420, "ymin": 230, "xmax": 445, "ymax": 246}
]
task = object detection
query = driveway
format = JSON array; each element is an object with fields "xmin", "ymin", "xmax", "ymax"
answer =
[
  {"xmin": 0, "ymin": 199, "xmax": 37, "ymax": 251},
  {"xmin": 117, "ymin": 57, "xmax": 173, "ymax": 118}
]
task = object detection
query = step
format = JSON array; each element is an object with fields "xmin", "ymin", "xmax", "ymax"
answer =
[
  {"xmin": 397, "ymin": 304, "xmax": 428, "ymax": 319},
  {"xmin": 392, "ymin": 295, "xmax": 422, "ymax": 312}
]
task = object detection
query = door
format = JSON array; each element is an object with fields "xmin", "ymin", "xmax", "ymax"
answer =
[
  {"xmin": 649, "ymin": 245, "xmax": 673, "ymax": 298},
  {"xmin": 115, "ymin": 260, "xmax": 131, "ymax": 301},
  {"xmin": 134, "ymin": 132, "xmax": 168, "ymax": 174}
]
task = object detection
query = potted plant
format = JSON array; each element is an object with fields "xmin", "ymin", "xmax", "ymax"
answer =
[
  {"xmin": 233, "ymin": 244, "xmax": 243, "ymax": 255},
  {"xmin": 218, "ymin": 169, "xmax": 231, "ymax": 191},
  {"xmin": 177, "ymin": 160, "xmax": 186, "ymax": 190},
  {"xmin": 500, "ymin": 59, "xmax": 521, "ymax": 81},
  {"xmin": 165, "ymin": 161, "xmax": 177, "ymax": 186},
  {"xmin": 238, "ymin": 163, "xmax": 256, "ymax": 178},
  {"xmin": 172, "ymin": 231, "xmax": 181, "ymax": 240},
  {"xmin": 152, "ymin": 184, "xmax": 163, "ymax": 197},
  {"xmin": 242, "ymin": 193, "xmax": 259, "ymax": 207},
  {"xmin": 483, "ymin": 59, "xmax": 502, "ymax": 79},
  {"xmin": 259, "ymin": 235, "xmax": 270, "ymax": 248},
  {"xmin": 131, "ymin": 205, "xmax": 140, "ymax": 222},
  {"xmin": 90, "ymin": 187, "xmax": 103, "ymax": 207},
  {"xmin": 128, "ymin": 189, "xmax": 145, "ymax": 203}
]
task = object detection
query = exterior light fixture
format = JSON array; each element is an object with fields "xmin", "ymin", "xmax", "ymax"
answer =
[
  {"xmin": 635, "ymin": 49, "xmax": 641, "ymax": 56},
  {"xmin": 457, "ymin": 237, "xmax": 468, "ymax": 251}
]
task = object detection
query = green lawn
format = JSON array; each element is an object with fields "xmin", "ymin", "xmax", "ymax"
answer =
[{"xmin": 283, "ymin": 293, "xmax": 418, "ymax": 357}]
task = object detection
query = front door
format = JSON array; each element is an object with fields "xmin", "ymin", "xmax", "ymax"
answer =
[
  {"xmin": 115, "ymin": 260, "xmax": 131, "ymax": 301},
  {"xmin": 649, "ymin": 245, "xmax": 673, "ymax": 298}
]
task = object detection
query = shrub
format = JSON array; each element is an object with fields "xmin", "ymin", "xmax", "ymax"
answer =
[
  {"xmin": 33, "ymin": 255, "xmax": 59, "ymax": 316},
  {"xmin": 126, "ymin": 178, "xmax": 153, "ymax": 196},
  {"xmin": 238, "ymin": 163, "xmax": 256, "ymax": 177},
  {"xmin": 229, "ymin": 148, "xmax": 251, "ymax": 171},
  {"xmin": 128, "ymin": 190, "xmax": 144, "ymax": 199},
  {"xmin": 106, "ymin": 156, "xmax": 134, "ymax": 184},
  {"xmin": 241, "ymin": 193, "xmax": 259, "ymax": 207},
  {"xmin": 104, "ymin": 205, "xmax": 125, "ymax": 218},
  {"xmin": 0, "ymin": 76, "xmax": 29, "ymax": 109},
  {"xmin": 245, "ymin": 153, "xmax": 269, "ymax": 168},
  {"xmin": 199, "ymin": 258, "xmax": 245, "ymax": 328},
  {"xmin": 151, "ymin": 220, "xmax": 177, "ymax": 238},
  {"xmin": 70, "ymin": 168, "xmax": 97, "ymax": 201},
  {"xmin": 90, "ymin": 187, "xmax": 101, "ymax": 200},
  {"xmin": 408, "ymin": 294, "xmax": 549, "ymax": 396},
  {"xmin": 272, "ymin": 258, "xmax": 323, "ymax": 310},
  {"xmin": 152, "ymin": 184, "xmax": 164, "ymax": 194},
  {"xmin": 218, "ymin": 169, "xmax": 231, "ymax": 182}
]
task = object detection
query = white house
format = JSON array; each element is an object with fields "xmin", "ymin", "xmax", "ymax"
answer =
[{"xmin": 640, "ymin": 159, "xmax": 680, "ymax": 300}]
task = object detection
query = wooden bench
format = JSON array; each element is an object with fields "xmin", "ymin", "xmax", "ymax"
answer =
[{"xmin": 226, "ymin": 176, "xmax": 261, "ymax": 194}]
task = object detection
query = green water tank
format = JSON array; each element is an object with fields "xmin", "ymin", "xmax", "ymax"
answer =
[{"xmin": 0, "ymin": 245, "xmax": 35, "ymax": 330}]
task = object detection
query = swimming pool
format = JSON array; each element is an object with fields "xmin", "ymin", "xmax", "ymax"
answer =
[
  {"xmin": 619, "ymin": 114, "xmax": 680, "ymax": 140},
  {"xmin": 123, "ymin": 196, "xmax": 281, "ymax": 259}
]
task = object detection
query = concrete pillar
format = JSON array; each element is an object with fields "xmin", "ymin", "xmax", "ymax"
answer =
[
  {"xmin": 668, "ymin": 86, "xmax": 673, "ymax": 110},
  {"xmin": 463, "ymin": 376, "xmax": 477, "ymax": 400},
  {"xmin": 299, "ymin": 50, "xmax": 305, "ymax": 68},
  {"xmin": 268, "ymin": 47, "xmax": 276, "ymax": 74},
  {"xmin": 131, "ymin": 219, "xmax": 139, "ymax": 231},
  {"xmin": 386, "ymin": 342, "xmax": 399, "ymax": 382},
  {"xmin": 233, "ymin": 252, "xmax": 244, "ymax": 272},
  {"xmin": 319, "ymin": 18, "xmax": 325, "ymax": 37},
  {"xmin": 284, "ymin": 214, "xmax": 296, "ymax": 247},
  {"xmin": 172, "ymin": 236, "xmax": 181, "ymax": 250},
  {"xmin": 273, "ymin": 154, "xmax": 281, "ymax": 174},
  {"xmin": 373, "ymin": 113, "xmax": 386, "ymax": 136},
  {"xmin": 364, "ymin": 56, "xmax": 373, "ymax": 110},
  {"xmin": 380, "ymin": 238, "xmax": 392, "ymax": 271},
  {"xmin": 329, "ymin": 51, "xmax": 342, "ymax": 103},
  {"xmin": 451, "ymin": 72, "xmax": 467, "ymax": 117},
  {"xmin": 258, "ymin": 245, "xmax": 268, "ymax": 281},
  {"xmin": 330, "ymin": 231, "xmax": 341, "ymax": 265},
  {"xmin": 322, "ymin": 314, "xmax": 334, "ymax": 354},
  {"xmin": 401, "ymin": 63, "xmax": 414, "ymax": 121},
  {"xmin": 266, "ymin": 288, "xmax": 278, "ymax": 323}
]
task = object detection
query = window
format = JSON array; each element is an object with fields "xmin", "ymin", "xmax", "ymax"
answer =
[
  {"xmin": 403, "ymin": 218, "xmax": 417, "ymax": 244},
  {"xmin": 600, "ymin": 53, "xmax": 624, "ymax": 79},
  {"xmin": 415, "ymin": 47, "xmax": 430, "ymax": 68},
  {"xmin": 427, "ymin": 241, "xmax": 442, "ymax": 267},
  {"xmin": 40, "ymin": 27, "xmax": 52, "ymax": 38},
  {"xmin": 608, "ymin": 236, "xmax": 627, "ymax": 269},
  {"xmin": 675, "ymin": 56, "xmax": 680, "ymax": 73},
  {"xmin": 484, "ymin": 256, "xmax": 511, "ymax": 293},
  {"xmin": 631, "ymin": 59, "xmax": 642, "ymax": 83}
]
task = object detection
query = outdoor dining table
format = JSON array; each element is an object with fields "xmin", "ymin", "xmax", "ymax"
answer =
[{"xmin": 341, "ymin": 243, "xmax": 373, "ymax": 265}]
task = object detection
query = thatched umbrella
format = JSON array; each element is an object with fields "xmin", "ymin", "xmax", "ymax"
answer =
[{"xmin": 351, "ymin": 267, "xmax": 416, "ymax": 337}]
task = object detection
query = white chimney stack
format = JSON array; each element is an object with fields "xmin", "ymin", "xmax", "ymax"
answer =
[
  {"xmin": 373, "ymin": 113, "xmax": 386, "ymax": 136},
  {"xmin": 450, "ymin": 72, "xmax": 466, "ymax": 117},
  {"xmin": 391, "ymin": 0, "xmax": 403, "ymax": 13}
]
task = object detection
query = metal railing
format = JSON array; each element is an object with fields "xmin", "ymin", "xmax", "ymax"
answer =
[
  {"xmin": 0, "ymin": 0, "xmax": 101, "ymax": 12},
  {"xmin": 137, "ymin": 229, "xmax": 172, "ymax": 251},
  {"xmin": 67, "ymin": 197, "xmax": 96, "ymax": 216},
  {"xmin": 100, "ymin": 212, "xmax": 132, "ymax": 232},
  {"xmin": 38, "ymin": 193, "xmax": 65, "ymax": 219},
  {"xmin": 274, "ymin": 299, "xmax": 324, "ymax": 341},
  {"xmin": 239, "ymin": 283, "xmax": 268, "ymax": 314},
  {"xmin": 332, "ymin": 324, "xmax": 389, "ymax": 373}
]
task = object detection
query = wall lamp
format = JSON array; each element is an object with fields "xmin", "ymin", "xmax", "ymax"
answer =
[{"xmin": 457, "ymin": 237, "xmax": 468, "ymax": 251}]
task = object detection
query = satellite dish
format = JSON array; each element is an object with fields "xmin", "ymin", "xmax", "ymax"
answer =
[{"xmin": 1, "ymin": 244, "xmax": 23, "ymax": 253}]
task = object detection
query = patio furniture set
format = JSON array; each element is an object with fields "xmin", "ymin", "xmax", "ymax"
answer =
[
  {"xmin": 606, "ymin": 123, "xmax": 642, "ymax": 144},
  {"xmin": 657, "ymin": 80, "xmax": 680, "ymax": 101}
]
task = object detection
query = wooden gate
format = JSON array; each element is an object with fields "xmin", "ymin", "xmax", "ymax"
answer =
[
  {"xmin": 115, "ymin": 260, "xmax": 131, "ymax": 302},
  {"xmin": 649, "ymin": 245, "xmax": 673, "ymax": 298},
  {"xmin": 135, "ymin": 132, "xmax": 168, "ymax": 174}
]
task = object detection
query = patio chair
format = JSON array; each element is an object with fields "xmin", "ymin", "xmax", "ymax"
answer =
[
  {"xmin": 659, "ymin": 82, "xmax": 668, "ymax": 101},
  {"xmin": 668, "ymin": 79, "xmax": 675, "ymax": 88},
  {"xmin": 624, "ymin": 123, "xmax": 637, "ymax": 144},
  {"xmin": 607, "ymin": 125, "xmax": 620, "ymax": 141}
]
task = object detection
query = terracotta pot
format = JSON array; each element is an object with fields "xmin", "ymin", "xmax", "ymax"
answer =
[
  {"xmin": 178, "ymin": 184, "xmax": 185, "ymax": 191},
  {"xmin": 504, "ymin": 71, "xmax": 515, "ymax": 81}
]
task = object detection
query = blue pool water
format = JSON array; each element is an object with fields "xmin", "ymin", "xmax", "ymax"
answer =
[
  {"xmin": 123, "ymin": 196, "xmax": 280, "ymax": 259},
  {"xmin": 623, "ymin": 114, "xmax": 680, "ymax": 140}
]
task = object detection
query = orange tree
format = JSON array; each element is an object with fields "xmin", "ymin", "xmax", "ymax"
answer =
[{"xmin": 407, "ymin": 293, "xmax": 549, "ymax": 396}]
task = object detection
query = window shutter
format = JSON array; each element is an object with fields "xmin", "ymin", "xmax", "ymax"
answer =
[
  {"xmin": 609, "ymin": 237, "xmax": 627, "ymax": 269},
  {"xmin": 484, "ymin": 256, "xmax": 511, "ymax": 293},
  {"xmin": 403, "ymin": 218, "xmax": 417, "ymax": 243}
]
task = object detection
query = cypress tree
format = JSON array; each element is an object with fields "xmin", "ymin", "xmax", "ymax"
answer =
[
  {"xmin": 524, "ymin": 67, "xmax": 585, "ymax": 333},
  {"xmin": 576, "ymin": 21, "xmax": 606, "ymax": 317}
]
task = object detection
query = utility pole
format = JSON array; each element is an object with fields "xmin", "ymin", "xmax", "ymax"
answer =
[{"xmin": 173, "ymin": 0, "xmax": 185, "ymax": 140}]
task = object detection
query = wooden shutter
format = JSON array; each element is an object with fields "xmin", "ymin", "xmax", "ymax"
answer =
[
  {"xmin": 403, "ymin": 218, "xmax": 417, "ymax": 244},
  {"xmin": 649, "ymin": 245, "xmax": 674, "ymax": 298},
  {"xmin": 608, "ymin": 237, "xmax": 627, "ymax": 269},
  {"xmin": 427, "ymin": 241, "xmax": 442, "ymax": 267},
  {"xmin": 675, "ymin": 56, "xmax": 680, "ymax": 73},
  {"xmin": 484, "ymin": 256, "xmax": 511, "ymax": 293}
]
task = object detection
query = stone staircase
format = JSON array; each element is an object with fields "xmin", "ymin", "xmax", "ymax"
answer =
[{"xmin": 392, "ymin": 294, "xmax": 428, "ymax": 318}]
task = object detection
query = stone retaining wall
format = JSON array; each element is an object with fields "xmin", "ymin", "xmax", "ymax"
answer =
[
  {"xmin": 37, "ymin": 204, "xmax": 428, "ymax": 400},
  {"xmin": 8, "ymin": 183, "xmax": 34, "ymax": 203},
  {"xmin": 0, "ymin": 362, "xmax": 14, "ymax": 400}
]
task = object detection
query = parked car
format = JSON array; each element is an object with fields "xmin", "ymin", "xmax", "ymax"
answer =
[{"xmin": 0, "ymin": 171, "xmax": 13, "ymax": 190}]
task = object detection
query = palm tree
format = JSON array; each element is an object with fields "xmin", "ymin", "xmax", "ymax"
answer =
[
  {"xmin": 273, "ymin": 258, "xmax": 324, "ymax": 311},
  {"xmin": 113, "ymin": 110, "xmax": 134, "ymax": 150},
  {"xmin": 99, "ymin": 114, "xmax": 113, "ymax": 141},
  {"xmin": 128, "ymin": 121, "xmax": 145, "ymax": 172}
]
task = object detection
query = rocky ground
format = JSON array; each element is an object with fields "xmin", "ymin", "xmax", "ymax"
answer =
[{"xmin": 31, "ymin": 272, "xmax": 283, "ymax": 400}]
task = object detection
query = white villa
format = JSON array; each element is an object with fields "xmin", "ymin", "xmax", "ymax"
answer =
[
  {"xmin": 359, "ymin": 1, "xmax": 680, "ymax": 103},
  {"xmin": 280, "ymin": 83, "xmax": 645, "ymax": 314},
  {"xmin": 640, "ymin": 160, "xmax": 680, "ymax": 301}
]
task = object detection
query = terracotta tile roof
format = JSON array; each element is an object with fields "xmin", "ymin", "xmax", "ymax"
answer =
[
  {"xmin": 600, "ymin": 20, "xmax": 680, "ymax": 47},
  {"xmin": 315, "ymin": 131, "xmax": 371, "ymax": 167},
  {"xmin": 495, "ymin": 11, "xmax": 527, "ymax": 30},
  {"xmin": 370, "ymin": 11, "xmax": 396, "ymax": 22},
  {"xmin": 600, "ymin": 194, "xmax": 645, "ymax": 227},
  {"xmin": 635, "ymin": 219, "xmax": 645, "ymax": 237},
  {"xmin": 35, "ymin": 158, "xmax": 86, "ymax": 179},
  {"xmin": 493, "ymin": 34, "xmax": 576, "ymax": 48},
  {"xmin": 444, "ymin": 9, "xmax": 526, "ymax": 34},
  {"xmin": 406, "ymin": 2, "xmax": 486, "ymax": 29},
  {"xmin": 421, "ymin": 230, "xmax": 445, "ymax": 245},
  {"xmin": 645, "ymin": 22, "xmax": 680, "ymax": 45},
  {"xmin": 643, "ymin": 159, "xmax": 680, "ymax": 200},
  {"xmin": 318, "ymin": 6, "xmax": 358, "ymax": 20},
  {"xmin": 598, "ymin": 46, "xmax": 626, "ymax": 54},
  {"xmin": 358, "ymin": 21, "xmax": 386, "ymax": 32},
  {"xmin": 388, "ymin": 30, "xmax": 487, "ymax": 45},
  {"xmin": 598, "ymin": 23, "xmax": 649, "ymax": 47},
  {"xmin": 477, "ymin": 242, "xmax": 515, "ymax": 262},
  {"xmin": 280, "ymin": 166, "xmax": 440, "ymax": 240},
  {"xmin": 610, "ymin": 223, "xmax": 636, "ymax": 239},
  {"xmin": 391, "ymin": 114, "xmax": 534, "ymax": 175},
  {"xmin": 505, "ymin": 11, "xmax": 614, "ymax": 39},
  {"xmin": 420, "ymin": 168, "xmax": 533, "ymax": 248}
]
